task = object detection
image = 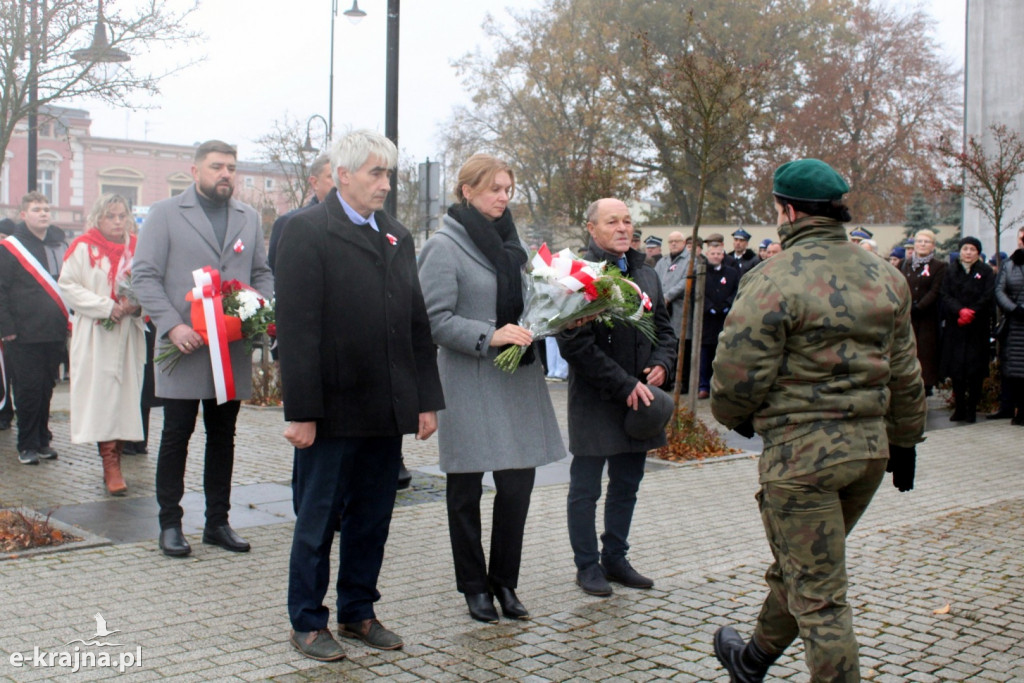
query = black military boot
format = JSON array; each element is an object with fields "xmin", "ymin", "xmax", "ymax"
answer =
[{"xmin": 713, "ymin": 626, "xmax": 780, "ymax": 683}]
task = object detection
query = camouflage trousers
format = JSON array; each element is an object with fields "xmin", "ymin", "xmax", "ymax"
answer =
[{"xmin": 752, "ymin": 458, "xmax": 887, "ymax": 682}]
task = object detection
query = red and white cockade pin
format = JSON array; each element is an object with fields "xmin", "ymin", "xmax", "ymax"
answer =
[
  {"xmin": 233, "ymin": 238, "xmax": 245, "ymax": 253},
  {"xmin": 720, "ymin": 276, "xmax": 727, "ymax": 285},
  {"xmin": 386, "ymin": 233, "xmax": 398, "ymax": 246}
]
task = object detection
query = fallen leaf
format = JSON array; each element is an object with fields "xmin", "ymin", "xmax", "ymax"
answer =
[{"xmin": 933, "ymin": 603, "xmax": 950, "ymax": 615}]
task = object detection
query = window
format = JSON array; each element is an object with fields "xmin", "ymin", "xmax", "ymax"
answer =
[
  {"xmin": 264, "ymin": 178, "xmax": 274, "ymax": 191},
  {"xmin": 98, "ymin": 167, "xmax": 144, "ymax": 208},
  {"xmin": 167, "ymin": 171, "xmax": 191, "ymax": 197},
  {"xmin": 245, "ymin": 177, "xmax": 254, "ymax": 189}
]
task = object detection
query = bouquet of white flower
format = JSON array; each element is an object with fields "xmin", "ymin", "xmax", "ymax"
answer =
[{"xmin": 494, "ymin": 244, "xmax": 657, "ymax": 372}]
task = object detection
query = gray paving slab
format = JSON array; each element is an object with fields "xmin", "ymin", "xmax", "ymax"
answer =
[{"xmin": 1, "ymin": 384, "xmax": 1023, "ymax": 681}]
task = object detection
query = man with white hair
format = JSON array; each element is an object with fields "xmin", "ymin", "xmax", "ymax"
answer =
[{"xmin": 276, "ymin": 130, "xmax": 444, "ymax": 661}]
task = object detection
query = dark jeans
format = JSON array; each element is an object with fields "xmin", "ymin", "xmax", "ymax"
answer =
[
  {"xmin": 699, "ymin": 343, "xmax": 717, "ymax": 393},
  {"xmin": 288, "ymin": 435, "xmax": 401, "ymax": 631},
  {"xmin": 566, "ymin": 452, "xmax": 646, "ymax": 570},
  {"xmin": 155, "ymin": 398, "xmax": 240, "ymax": 530},
  {"xmin": 6, "ymin": 341, "xmax": 63, "ymax": 453},
  {"xmin": 446, "ymin": 468, "xmax": 535, "ymax": 594}
]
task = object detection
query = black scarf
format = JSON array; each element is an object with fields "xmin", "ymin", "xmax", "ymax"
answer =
[{"xmin": 447, "ymin": 202, "xmax": 534, "ymax": 366}]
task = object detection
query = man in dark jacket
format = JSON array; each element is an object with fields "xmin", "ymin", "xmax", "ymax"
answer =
[
  {"xmin": 698, "ymin": 241, "xmax": 739, "ymax": 399},
  {"xmin": 276, "ymin": 130, "xmax": 444, "ymax": 662},
  {"xmin": 724, "ymin": 228, "xmax": 759, "ymax": 276},
  {"xmin": 0, "ymin": 193, "xmax": 68, "ymax": 465},
  {"xmin": 557, "ymin": 198, "xmax": 677, "ymax": 597},
  {"xmin": 266, "ymin": 152, "xmax": 335, "ymax": 274}
]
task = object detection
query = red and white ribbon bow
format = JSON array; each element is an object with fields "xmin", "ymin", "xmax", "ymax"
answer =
[
  {"xmin": 191, "ymin": 267, "xmax": 235, "ymax": 404},
  {"xmin": 531, "ymin": 243, "xmax": 598, "ymax": 293}
]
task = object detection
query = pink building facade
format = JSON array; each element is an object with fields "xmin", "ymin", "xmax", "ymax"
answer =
[{"xmin": 1, "ymin": 106, "xmax": 295, "ymax": 236}]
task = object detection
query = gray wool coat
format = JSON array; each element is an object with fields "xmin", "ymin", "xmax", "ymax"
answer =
[
  {"xmin": 417, "ymin": 215, "xmax": 566, "ymax": 473},
  {"xmin": 133, "ymin": 184, "xmax": 274, "ymax": 400}
]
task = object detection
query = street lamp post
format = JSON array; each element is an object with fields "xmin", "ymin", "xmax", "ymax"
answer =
[
  {"xmin": 301, "ymin": 114, "xmax": 330, "ymax": 154},
  {"xmin": 341, "ymin": 0, "xmax": 400, "ymax": 218},
  {"xmin": 22, "ymin": 0, "xmax": 129, "ymax": 194}
]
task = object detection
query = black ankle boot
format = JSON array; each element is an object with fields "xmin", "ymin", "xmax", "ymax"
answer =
[
  {"xmin": 465, "ymin": 593, "xmax": 499, "ymax": 624},
  {"xmin": 713, "ymin": 626, "xmax": 780, "ymax": 683}
]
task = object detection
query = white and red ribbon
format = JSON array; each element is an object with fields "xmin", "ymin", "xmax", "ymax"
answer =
[
  {"xmin": 531, "ymin": 243, "xmax": 599, "ymax": 293},
  {"xmin": 0, "ymin": 340, "xmax": 7, "ymax": 411},
  {"xmin": 2, "ymin": 236, "xmax": 71, "ymax": 329},
  {"xmin": 191, "ymin": 267, "xmax": 235, "ymax": 404}
]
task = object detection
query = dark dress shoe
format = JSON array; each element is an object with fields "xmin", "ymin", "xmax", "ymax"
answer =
[
  {"xmin": 159, "ymin": 527, "xmax": 192, "ymax": 557},
  {"xmin": 202, "ymin": 525, "xmax": 251, "ymax": 552},
  {"xmin": 576, "ymin": 563, "xmax": 613, "ymax": 596},
  {"xmin": 986, "ymin": 410, "xmax": 1015, "ymax": 420},
  {"xmin": 465, "ymin": 593, "xmax": 499, "ymax": 623},
  {"xmin": 602, "ymin": 557, "xmax": 654, "ymax": 589},
  {"xmin": 491, "ymin": 585, "xmax": 529, "ymax": 620},
  {"xmin": 397, "ymin": 457, "xmax": 412, "ymax": 490}
]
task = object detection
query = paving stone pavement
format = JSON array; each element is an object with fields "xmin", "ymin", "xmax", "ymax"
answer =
[{"xmin": 0, "ymin": 384, "xmax": 1022, "ymax": 681}]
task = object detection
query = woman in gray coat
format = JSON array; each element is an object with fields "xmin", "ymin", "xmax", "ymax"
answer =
[
  {"xmin": 995, "ymin": 227, "xmax": 1024, "ymax": 424},
  {"xmin": 418, "ymin": 154, "xmax": 565, "ymax": 624}
]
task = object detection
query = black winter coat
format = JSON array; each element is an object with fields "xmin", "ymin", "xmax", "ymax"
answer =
[
  {"xmin": 557, "ymin": 243, "xmax": 677, "ymax": 456},
  {"xmin": 940, "ymin": 259, "xmax": 995, "ymax": 382},
  {"xmin": 724, "ymin": 248, "xmax": 759, "ymax": 276},
  {"xmin": 275, "ymin": 191, "xmax": 444, "ymax": 437},
  {"xmin": 995, "ymin": 249, "xmax": 1024, "ymax": 378},
  {"xmin": 901, "ymin": 255, "xmax": 946, "ymax": 387},
  {"xmin": 702, "ymin": 262, "xmax": 739, "ymax": 346},
  {"xmin": 0, "ymin": 223, "xmax": 68, "ymax": 342}
]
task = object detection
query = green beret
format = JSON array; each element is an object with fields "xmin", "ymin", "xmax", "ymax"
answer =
[{"xmin": 773, "ymin": 159, "xmax": 850, "ymax": 202}]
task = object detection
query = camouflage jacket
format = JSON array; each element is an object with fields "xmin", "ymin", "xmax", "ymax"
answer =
[{"xmin": 710, "ymin": 216, "xmax": 926, "ymax": 483}]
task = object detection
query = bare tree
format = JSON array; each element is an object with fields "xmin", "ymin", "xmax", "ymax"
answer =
[
  {"xmin": 253, "ymin": 115, "xmax": 321, "ymax": 211},
  {"xmin": 936, "ymin": 123, "xmax": 1024, "ymax": 261},
  {"xmin": 0, "ymin": 0, "xmax": 202, "ymax": 166}
]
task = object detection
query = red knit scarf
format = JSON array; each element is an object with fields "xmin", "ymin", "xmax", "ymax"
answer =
[{"xmin": 65, "ymin": 228, "xmax": 137, "ymax": 298}]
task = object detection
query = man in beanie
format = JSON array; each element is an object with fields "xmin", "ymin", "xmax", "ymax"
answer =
[{"xmin": 710, "ymin": 158, "xmax": 926, "ymax": 682}]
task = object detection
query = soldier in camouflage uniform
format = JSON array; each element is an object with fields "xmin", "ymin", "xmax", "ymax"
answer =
[{"xmin": 709, "ymin": 159, "xmax": 927, "ymax": 682}]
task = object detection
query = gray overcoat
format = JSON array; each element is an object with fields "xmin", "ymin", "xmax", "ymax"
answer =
[
  {"xmin": 996, "ymin": 253, "xmax": 1024, "ymax": 378},
  {"xmin": 133, "ymin": 184, "xmax": 275, "ymax": 400},
  {"xmin": 417, "ymin": 215, "xmax": 565, "ymax": 473}
]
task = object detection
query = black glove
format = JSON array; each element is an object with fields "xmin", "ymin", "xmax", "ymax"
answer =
[
  {"xmin": 733, "ymin": 419, "xmax": 755, "ymax": 438},
  {"xmin": 887, "ymin": 444, "xmax": 917, "ymax": 492}
]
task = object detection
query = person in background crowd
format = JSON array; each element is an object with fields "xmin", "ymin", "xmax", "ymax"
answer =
[
  {"xmin": 655, "ymin": 231, "xmax": 697, "ymax": 391},
  {"xmin": 889, "ymin": 246, "xmax": 905, "ymax": 269},
  {"xmin": 123, "ymin": 215, "xmax": 161, "ymax": 457},
  {"xmin": 993, "ymin": 227, "xmax": 1024, "ymax": 424},
  {"xmin": 630, "ymin": 228, "xmax": 643, "ymax": 252},
  {"xmin": 849, "ymin": 227, "xmax": 872, "ymax": 244},
  {"xmin": 711, "ymin": 158, "xmax": 925, "ymax": 683},
  {"xmin": 558, "ymin": 198, "xmax": 676, "ymax": 597},
  {"xmin": 418, "ymin": 154, "xmax": 567, "ymax": 624},
  {"xmin": 900, "ymin": 229, "xmax": 946, "ymax": 397},
  {"xmin": 267, "ymin": 152, "xmax": 336, "ymax": 274},
  {"xmin": 765, "ymin": 242, "xmax": 783, "ymax": 259},
  {"xmin": 133, "ymin": 140, "xmax": 275, "ymax": 557},
  {"xmin": 939, "ymin": 236, "xmax": 995, "ymax": 423},
  {"xmin": 724, "ymin": 228, "xmax": 758, "ymax": 275},
  {"xmin": 757, "ymin": 238, "xmax": 772, "ymax": 261},
  {"xmin": 860, "ymin": 238, "xmax": 879, "ymax": 255},
  {"xmin": 989, "ymin": 251, "xmax": 1008, "ymax": 276},
  {"xmin": 697, "ymin": 242, "xmax": 738, "ymax": 400},
  {"xmin": 58, "ymin": 194, "xmax": 145, "ymax": 495},
  {"xmin": 0, "ymin": 217, "xmax": 14, "ymax": 430},
  {"xmin": 644, "ymin": 235, "xmax": 663, "ymax": 267},
  {"xmin": 276, "ymin": 130, "xmax": 444, "ymax": 661},
  {"xmin": 0, "ymin": 192, "xmax": 68, "ymax": 466}
]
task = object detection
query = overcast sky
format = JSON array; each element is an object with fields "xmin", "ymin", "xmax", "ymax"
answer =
[{"xmin": 70, "ymin": 0, "xmax": 968, "ymax": 164}]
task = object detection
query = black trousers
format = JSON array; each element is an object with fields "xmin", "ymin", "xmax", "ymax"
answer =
[
  {"xmin": 446, "ymin": 468, "xmax": 535, "ymax": 595},
  {"xmin": 6, "ymin": 341, "xmax": 63, "ymax": 453},
  {"xmin": 155, "ymin": 398, "xmax": 240, "ymax": 530},
  {"xmin": 0, "ymin": 342, "xmax": 13, "ymax": 423}
]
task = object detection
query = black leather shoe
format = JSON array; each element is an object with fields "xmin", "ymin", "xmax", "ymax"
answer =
[
  {"xmin": 575, "ymin": 563, "xmax": 613, "ymax": 596},
  {"xmin": 986, "ymin": 410, "xmax": 1015, "ymax": 420},
  {"xmin": 465, "ymin": 593, "xmax": 499, "ymax": 623},
  {"xmin": 491, "ymin": 585, "xmax": 529, "ymax": 620},
  {"xmin": 397, "ymin": 457, "xmax": 412, "ymax": 491},
  {"xmin": 202, "ymin": 524, "xmax": 251, "ymax": 552},
  {"xmin": 713, "ymin": 626, "xmax": 780, "ymax": 683},
  {"xmin": 602, "ymin": 557, "xmax": 654, "ymax": 589},
  {"xmin": 159, "ymin": 527, "xmax": 192, "ymax": 557}
]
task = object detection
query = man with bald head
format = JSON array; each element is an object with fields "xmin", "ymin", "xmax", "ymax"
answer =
[{"xmin": 557, "ymin": 198, "xmax": 677, "ymax": 597}]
